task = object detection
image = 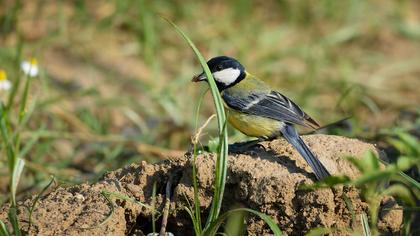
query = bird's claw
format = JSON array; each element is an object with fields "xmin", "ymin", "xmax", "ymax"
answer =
[{"xmin": 229, "ymin": 139, "xmax": 266, "ymax": 153}]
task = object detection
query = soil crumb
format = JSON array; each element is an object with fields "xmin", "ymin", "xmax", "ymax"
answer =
[{"xmin": 0, "ymin": 135, "xmax": 402, "ymax": 235}]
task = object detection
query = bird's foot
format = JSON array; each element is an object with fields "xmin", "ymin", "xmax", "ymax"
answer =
[{"xmin": 229, "ymin": 139, "xmax": 266, "ymax": 153}]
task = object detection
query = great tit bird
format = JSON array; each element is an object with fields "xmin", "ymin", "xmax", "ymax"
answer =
[{"xmin": 192, "ymin": 56, "xmax": 330, "ymax": 180}]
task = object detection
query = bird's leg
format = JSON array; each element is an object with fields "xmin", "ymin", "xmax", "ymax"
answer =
[
  {"xmin": 229, "ymin": 137, "xmax": 267, "ymax": 153},
  {"xmin": 261, "ymin": 135, "xmax": 277, "ymax": 142},
  {"xmin": 188, "ymin": 137, "xmax": 274, "ymax": 155}
]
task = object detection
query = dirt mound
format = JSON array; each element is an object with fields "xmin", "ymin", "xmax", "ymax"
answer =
[{"xmin": 0, "ymin": 135, "xmax": 402, "ymax": 235}]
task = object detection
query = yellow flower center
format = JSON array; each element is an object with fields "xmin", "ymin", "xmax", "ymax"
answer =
[
  {"xmin": 0, "ymin": 70, "xmax": 7, "ymax": 81},
  {"xmin": 30, "ymin": 58, "xmax": 38, "ymax": 65}
]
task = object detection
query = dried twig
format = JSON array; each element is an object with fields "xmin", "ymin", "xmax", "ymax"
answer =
[
  {"xmin": 159, "ymin": 176, "xmax": 172, "ymax": 236},
  {"xmin": 191, "ymin": 114, "xmax": 216, "ymax": 145}
]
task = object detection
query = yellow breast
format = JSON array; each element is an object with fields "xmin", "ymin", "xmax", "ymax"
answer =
[{"xmin": 226, "ymin": 107, "xmax": 281, "ymax": 138}]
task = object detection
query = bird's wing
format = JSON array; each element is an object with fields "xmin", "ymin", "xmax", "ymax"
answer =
[{"xmin": 222, "ymin": 90, "xmax": 320, "ymax": 129}]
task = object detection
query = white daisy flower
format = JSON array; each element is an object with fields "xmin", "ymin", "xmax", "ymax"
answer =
[
  {"xmin": 21, "ymin": 58, "xmax": 39, "ymax": 77},
  {"xmin": 0, "ymin": 70, "xmax": 12, "ymax": 91}
]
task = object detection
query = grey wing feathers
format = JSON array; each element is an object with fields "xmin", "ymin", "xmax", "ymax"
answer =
[{"xmin": 222, "ymin": 91, "xmax": 320, "ymax": 129}]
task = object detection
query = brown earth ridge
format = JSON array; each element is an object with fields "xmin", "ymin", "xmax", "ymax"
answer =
[{"xmin": 0, "ymin": 135, "xmax": 402, "ymax": 235}]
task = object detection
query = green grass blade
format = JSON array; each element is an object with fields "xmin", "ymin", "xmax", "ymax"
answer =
[
  {"xmin": 379, "ymin": 159, "xmax": 420, "ymax": 189},
  {"xmin": 351, "ymin": 170, "xmax": 391, "ymax": 186},
  {"xmin": 381, "ymin": 184, "xmax": 415, "ymax": 206},
  {"xmin": 18, "ymin": 127, "xmax": 45, "ymax": 159},
  {"xmin": 342, "ymin": 194, "xmax": 356, "ymax": 228},
  {"xmin": 6, "ymin": 37, "xmax": 23, "ymax": 110},
  {"xmin": 305, "ymin": 227, "xmax": 335, "ymax": 236},
  {"xmin": 101, "ymin": 191, "xmax": 154, "ymax": 210},
  {"xmin": 11, "ymin": 158, "xmax": 25, "ymax": 206},
  {"xmin": 204, "ymin": 208, "xmax": 283, "ymax": 236},
  {"xmin": 0, "ymin": 102, "xmax": 16, "ymax": 172},
  {"xmin": 190, "ymin": 89, "xmax": 208, "ymax": 235},
  {"xmin": 224, "ymin": 208, "xmax": 245, "ymax": 236},
  {"xmin": 191, "ymin": 145, "xmax": 202, "ymax": 234},
  {"xmin": 28, "ymin": 176, "xmax": 55, "ymax": 228},
  {"xmin": 18, "ymin": 70, "xmax": 31, "ymax": 124},
  {"xmin": 240, "ymin": 209, "xmax": 282, "ymax": 236},
  {"xmin": 77, "ymin": 191, "xmax": 115, "ymax": 230},
  {"xmin": 360, "ymin": 213, "xmax": 371, "ymax": 236},
  {"xmin": 163, "ymin": 17, "xmax": 229, "ymax": 227},
  {"xmin": 0, "ymin": 220, "xmax": 10, "ymax": 236},
  {"xmin": 8, "ymin": 207, "xmax": 21, "ymax": 236},
  {"xmin": 394, "ymin": 132, "xmax": 419, "ymax": 156},
  {"xmin": 398, "ymin": 171, "xmax": 420, "ymax": 189},
  {"xmin": 184, "ymin": 207, "xmax": 202, "ymax": 236}
]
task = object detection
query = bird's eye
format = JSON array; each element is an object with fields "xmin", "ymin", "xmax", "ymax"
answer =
[{"xmin": 216, "ymin": 65, "xmax": 223, "ymax": 71}]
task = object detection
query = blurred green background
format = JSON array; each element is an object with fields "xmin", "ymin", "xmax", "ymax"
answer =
[{"xmin": 0, "ymin": 0, "xmax": 419, "ymax": 202}]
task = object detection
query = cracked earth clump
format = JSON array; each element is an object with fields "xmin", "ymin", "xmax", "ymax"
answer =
[{"xmin": 0, "ymin": 135, "xmax": 402, "ymax": 235}]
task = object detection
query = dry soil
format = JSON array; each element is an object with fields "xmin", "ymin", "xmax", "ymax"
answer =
[{"xmin": 0, "ymin": 135, "xmax": 402, "ymax": 235}]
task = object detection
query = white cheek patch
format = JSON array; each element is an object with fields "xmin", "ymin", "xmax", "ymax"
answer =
[{"xmin": 212, "ymin": 68, "xmax": 240, "ymax": 85}]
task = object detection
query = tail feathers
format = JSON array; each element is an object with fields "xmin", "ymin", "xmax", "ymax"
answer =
[{"xmin": 280, "ymin": 124, "xmax": 330, "ymax": 180}]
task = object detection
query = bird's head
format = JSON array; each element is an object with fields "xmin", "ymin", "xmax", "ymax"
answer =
[{"xmin": 192, "ymin": 56, "xmax": 245, "ymax": 90}]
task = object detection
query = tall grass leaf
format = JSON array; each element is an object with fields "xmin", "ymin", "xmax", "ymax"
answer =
[
  {"xmin": 346, "ymin": 156, "xmax": 366, "ymax": 173},
  {"xmin": 224, "ymin": 208, "xmax": 245, "ymax": 236},
  {"xmin": 322, "ymin": 25, "xmax": 360, "ymax": 45},
  {"xmin": 204, "ymin": 208, "xmax": 283, "ymax": 236},
  {"xmin": 305, "ymin": 227, "xmax": 334, "ymax": 236},
  {"xmin": 343, "ymin": 194, "xmax": 356, "ymax": 226},
  {"xmin": 101, "ymin": 191, "xmax": 154, "ymax": 210},
  {"xmin": 401, "ymin": 206, "xmax": 413, "ymax": 236},
  {"xmin": 365, "ymin": 151, "xmax": 380, "ymax": 170},
  {"xmin": 137, "ymin": 0, "xmax": 157, "ymax": 65},
  {"xmin": 397, "ymin": 132, "xmax": 419, "ymax": 150},
  {"xmin": 379, "ymin": 159, "xmax": 420, "ymax": 189},
  {"xmin": 396, "ymin": 156, "xmax": 416, "ymax": 171},
  {"xmin": 28, "ymin": 176, "xmax": 55, "ymax": 227},
  {"xmin": 18, "ymin": 70, "xmax": 31, "ymax": 124},
  {"xmin": 398, "ymin": 172, "xmax": 420, "ymax": 189},
  {"xmin": 18, "ymin": 126, "xmax": 46, "ymax": 159},
  {"xmin": 8, "ymin": 207, "xmax": 21, "ymax": 236},
  {"xmin": 11, "ymin": 158, "xmax": 25, "ymax": 206},
  {"xmin": 398, "ymin": 22, "xmax": 420, "ymax": 39},
  {"xmin": 352, "ymin": 170, "xmax": 391, "ymax": 186},
  {"xmin": 191, "ymin": 146, "xmax": 202, "ymax": 234},
  {"xmin": 360, "ymin": 213, "xmax": 371, "ymax": 236},
  {"xmin": 13, "ymin": 89, "xmax": 38, "ymax": 144},
  {"xmin": 299, "ymin": 175, "xmax": 351, "ymax": 190},
  {"xmin": 1, "ymin": 0, "xmax": 21, "ymax": 34},
  {"xmin": 190, "ymin": 89, "xmax": 208, "ymax": 235},
  {"xmin": 210, "ymin": 121, "xmax": 228, "ymax": 227},
  {"xmin": 382, "ymin": 184, "xmax": 415, "ymax": 206},
  {"xmin": 6, "ymin": 36, "xmax": 23, "ymax": 110},
  {"xmin": 0, "ymin": 102, "xmax": 16, "ymax": 172},
  {"xmin": 77, "ymin": 191, "xmax": 115, "ymax": 230},
  {"xmin": 163, "ymin": 17, "xmax": 229, "ymax": 227},
  {"xmin": 389, "ymin": 132, "xmax": 419, "ymax": 156},
  {"xmin": 184, "ymin": 207, "xmax": 201, "ymax": 236},
  {"xmin": 0, "ymin": 220, "xmax": 10, "ymax": 236},
  {"xmin": 334, "ymin": 84, "xmax": 358, "ymax": 110}
]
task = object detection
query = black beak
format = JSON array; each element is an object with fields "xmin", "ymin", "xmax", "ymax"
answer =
[{"xmin": 192, "ymin": 72, "xmax": 207, "ymax": 82}]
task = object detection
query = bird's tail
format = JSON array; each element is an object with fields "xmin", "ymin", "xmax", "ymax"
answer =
[{"xmin": 280, "ymin": 124, "xmax": 330, "ymax": 180}]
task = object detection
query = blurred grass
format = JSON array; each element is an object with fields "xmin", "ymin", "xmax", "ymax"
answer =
[{"xmin": 0, "ymin": 0, "xmax": 419, "ymax": 230}]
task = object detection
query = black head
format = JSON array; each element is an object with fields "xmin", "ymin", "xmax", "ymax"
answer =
[{"xmin": 192, "ymin": 56, "xmax": 246, "ymax": 91}]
